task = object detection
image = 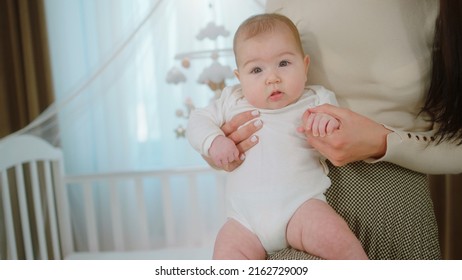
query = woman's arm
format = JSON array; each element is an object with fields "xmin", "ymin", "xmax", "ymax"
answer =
[
  {"xmin": 373, "ymin": 126, "xmax": 462, "ymax": 174},
  {"xmin": 303, "ymin": 104, "xmax": 462, "ymax": 174}
]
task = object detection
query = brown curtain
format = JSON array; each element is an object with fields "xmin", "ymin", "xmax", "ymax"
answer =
[
  {"xmin": 0, "ymin": 0, "xmax": 55, "ymax": 259},
  {"xmin": 430, "ymin": 175, "xmax": 462, "ymax": 259},
  {"xmin": 0, "ymin": 0, "xmax": 54, "ymax": 138}
]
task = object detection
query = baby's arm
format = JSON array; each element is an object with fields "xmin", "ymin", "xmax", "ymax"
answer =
[
  {"xmin": 208, "ymin": 135, "xmax": 240, "ymax": 168},
  {"xmin": 302, "ymin": 112, "xmax": 340, "ymax": 137}
]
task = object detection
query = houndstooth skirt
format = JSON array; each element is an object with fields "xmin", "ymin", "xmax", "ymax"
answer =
[{"xmin": 268, "ymin": 161, "xmax": 441, "ymax": 260}]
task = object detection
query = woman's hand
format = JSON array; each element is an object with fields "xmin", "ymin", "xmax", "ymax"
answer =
[
  {"xmin": 299, "ymin": 104, "xmax": 391, "ymax": 166},
  {"xmin": 203, "ymin": 110, "xmax": 262, "ymax": 171}
]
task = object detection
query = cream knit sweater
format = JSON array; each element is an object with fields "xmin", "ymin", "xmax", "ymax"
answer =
[{"xmin": 267, "ymin": 0, "xmax": 462, "ymax": 174}]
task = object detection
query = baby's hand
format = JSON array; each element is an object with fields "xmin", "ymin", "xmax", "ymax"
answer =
[
  {"xmin": 208, "ymin": 135, "xmax": 240, "ymax": 168},
  {"xmin": 298, "ymin": 112, "xmax": 339, "ymax": 137}
]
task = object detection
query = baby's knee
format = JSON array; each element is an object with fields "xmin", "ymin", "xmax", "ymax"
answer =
[{"xmin": 213, "ymin": 219, "xmax": 266, "ymax": 260}]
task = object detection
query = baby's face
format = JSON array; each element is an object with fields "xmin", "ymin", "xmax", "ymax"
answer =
[{"xmin": 234, "ymin": 25, "xmax": 309, "ymax": 110}]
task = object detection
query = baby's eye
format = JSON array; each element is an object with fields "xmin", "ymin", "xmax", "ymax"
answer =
[
  {"xmin": 279, "ymin": 60, "xmax": 290, "ymax": 67},
  {"xmin": 250, "ymin": 67, "xmax": 262, "ymax": 74}
]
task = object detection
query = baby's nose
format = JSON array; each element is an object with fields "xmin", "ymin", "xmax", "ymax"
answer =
[{"xmin": 266, "ymin": 73, "xmax": 281, "ymax": 85}]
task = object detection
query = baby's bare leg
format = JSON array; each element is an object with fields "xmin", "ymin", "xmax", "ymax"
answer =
[
  {"xmin": 287, "ymin": 199, "xmax": 368, "ymax": 260},
  {"xmin": 213, "ymin": 219, "xmax": 266, "ymax": 260}
]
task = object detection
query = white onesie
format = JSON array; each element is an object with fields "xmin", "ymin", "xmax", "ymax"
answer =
[{"xmin": 187, "ymin": 84, "xmax": 338, "ymax": 253}]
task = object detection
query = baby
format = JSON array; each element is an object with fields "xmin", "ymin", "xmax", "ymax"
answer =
[{"xmin": 187, "ymin": 13, "xmax": 367, "ymax": 260}]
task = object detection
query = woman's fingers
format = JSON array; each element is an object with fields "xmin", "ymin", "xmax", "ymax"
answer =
[
  {"xmin": 222, "ymin": 110, "xmax": 262, "ymax": 154},
  {"xmin": 204, "ymin": 110, "xmax": 262, "ymax": 172},
  {"xmin": 228, "ymin": 119, "xmax": 262, "ymax": 145},
  {"xmin": 221, "ymin": 110, "xmax": 260, "ymax": 136},
  {"xmin": 236, "ymin": 135, "xmax": 259, "ymax": 154}
]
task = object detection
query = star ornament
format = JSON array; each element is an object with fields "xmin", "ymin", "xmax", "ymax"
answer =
[{"xmin": 174, "ymin": 125, "xmax": 186, "ymax": 138}]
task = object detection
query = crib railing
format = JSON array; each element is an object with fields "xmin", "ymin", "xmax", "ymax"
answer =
[
  {"xmin": 1, "ymin": 135, "xmax": 68, "ymax": 260},
  {"xmin": 63, "ymin": 166, "xmax": 226, "ymax": 257},
  {"xmin": 1, "ymin": 135, "xmax": 226, "ymax": 259}
]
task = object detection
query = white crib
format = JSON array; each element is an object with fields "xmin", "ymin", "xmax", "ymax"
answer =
[{"xmin": 0, "ymin": 135, "xmax": 226, "ymax": 260}]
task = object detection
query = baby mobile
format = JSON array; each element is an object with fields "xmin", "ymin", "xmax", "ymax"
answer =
[{"xmin": 165, "ymin": 3, "xmax": 235, "ymax": 138}]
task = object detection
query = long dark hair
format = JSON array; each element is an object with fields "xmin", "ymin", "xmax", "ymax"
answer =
[{"xmin": 422, "ymin": 0, "xmax": 462, "ymax": 145}]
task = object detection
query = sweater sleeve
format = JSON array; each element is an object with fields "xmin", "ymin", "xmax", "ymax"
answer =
[
  {"xmin": 366, "ymin": 126, "xmax": 462, "ymax": 175},
  {"xmin": 186, "ymin": 86, "xmax": 235, "ymax": 157}
]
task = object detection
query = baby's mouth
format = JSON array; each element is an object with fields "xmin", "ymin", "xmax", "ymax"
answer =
[{"xmin": 269, "ymin": 90, "xmax": 284, "ymax": 101}]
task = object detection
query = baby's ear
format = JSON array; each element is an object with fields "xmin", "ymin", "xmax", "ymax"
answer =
[
  {"xmin": 304, "ymin": 55, "xmax": 310, "ymax": 76},
  {"xmin": 234, "ymin": 69, "xmax": 241, "ymax": 81}
]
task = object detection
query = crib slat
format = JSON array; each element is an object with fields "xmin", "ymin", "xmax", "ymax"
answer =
[
  {"xmin": 187, "ymin": 174, "xmax": 203, "ymax": 246},
  {"xmin": 1, "ymin": 171, "xmax": 18, "ymax": 259},
  {"xmin": 53, "ymin": 161, "xmax": 73, "ymax": 258},
  {"xmin": 83, "ymin": 182, "xmax": 99, "ymax": 252},
  {"xmin": 109, "ymin": 179, "xmax": 124, "ymax": 251},
  {"xmin": 29, "ymin": 161, "xmax": 48, "ymax": 259},
  {"xmin": 15, "ymin": 164, "xmax": 34, "ymax": 259},
  {"xmin": 43, "ymin": 161, "xmax": 61, "ymax": 259},
  {"xmin": 161, "ymin": 176, "xmax": 175, "ymax": 246},
  {"xmin": 135, "ymin": 177, "xmax": 150, "ymax": 249}
]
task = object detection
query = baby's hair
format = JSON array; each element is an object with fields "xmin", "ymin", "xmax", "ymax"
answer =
[{"xmin": 233, "ymin": 13, "xmax": 305, "ymax": 57}]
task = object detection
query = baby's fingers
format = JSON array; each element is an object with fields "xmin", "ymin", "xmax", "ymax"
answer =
[
  {"xmin": 310, "ymin": 114, "xmax": 322, "ymax": 136},
  {"xmin": 318, "ymin": 115, "xmax": 338, "ymax": 137},
  {"xmin": 303, "ymin": 111, "xmax": 316, "ymax": 132},
  {"xmin": 227, "ymin": 148, "xmax": 240, "ymax": 163},
  {"xmin": 326, "ymin": 118, "xmax": 340, "ymax": 135}
]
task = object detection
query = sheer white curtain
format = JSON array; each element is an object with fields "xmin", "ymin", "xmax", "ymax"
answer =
[
  {"xmin": 43, "ymin": 0, "xmax": 265, "ymax": 251},
  {"xmin": 44, "ymin": 0, "xmax": 266, "ymax": 173}
]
